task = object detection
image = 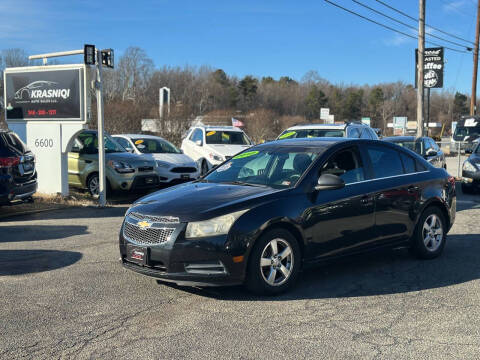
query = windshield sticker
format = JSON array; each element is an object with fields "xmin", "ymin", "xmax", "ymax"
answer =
[
  {"xmin": 206, "ymin": 131, "xmax": 216, "ymax": 136},
  {"xmin": 136, "ymin": 144, "xmax": 146, "ymax": 149},
  {"xmin": 134, "ymin": 139, "xmax": 144, "ymax": 145},
  {"xmin": 222, "ymin": 132, "xmax": 230, "ymax": 140},
  {"xmin": 465, "ymin": 118, "xmax": 479, "ymax": 127},
  {"xmin": 279, "ymin": 131, "xmax": 296, "ymax": 139},
  {"xmin": 216, "ymin": 162, "xmax": 232, "ymax": 172},
  {"xmin": 281, "ymin": 180, "xmax": 291, "ymax": 186},
  {"xmin": 233, "ymin": 150, "xmax": 259, "ymax": 159}
]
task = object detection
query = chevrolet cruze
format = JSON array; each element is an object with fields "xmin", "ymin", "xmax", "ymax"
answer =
[{"xmin": 120, "ymin": 138, "xmax": 456, "ymax": 295}]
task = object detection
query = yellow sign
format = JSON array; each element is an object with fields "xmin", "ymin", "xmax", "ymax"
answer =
[
  {"xmin": 135, "ymin": 139, "xmax": 144, "ymax": 145},
  {"xmin": 206, "ymin": 131, "xmax": 216, "ymax": 136}
]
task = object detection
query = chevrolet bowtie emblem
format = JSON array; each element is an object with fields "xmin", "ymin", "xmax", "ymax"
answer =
[{"xmin": 137, "ymin": 220, "xmax": 152, "ymax": 229}]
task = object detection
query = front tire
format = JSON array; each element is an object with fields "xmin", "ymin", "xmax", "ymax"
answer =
[
  {"xmin": 201, "ymin": 160, "xmax": 209, "ymax": 175},
  {"xmin": 87, "ymin": 173, "xmax": 110, "ymax": 198},
  {"xmin": 410, "ymin": 206, "xmax": 447, "ymax": 259},
  {"xmin": 245, "ymin": 229, "xmax": 301, "ymax": 295}
]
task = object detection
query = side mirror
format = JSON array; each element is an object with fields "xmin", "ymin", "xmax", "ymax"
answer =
[
  {"xmin": 315, "ymin": 174, "xmax": 345, "ymax": 191},
  {"xmin": 465, "ymin": 148, "xmax": 473, "ymax": 154},
  {"xmin": 425, "ymin": 149, "xmax": 437, "ymax": 157},
  {"xmin": 125, "ymin": 147, "xmax": 135, "ymax": 153},
  {"xmin": 195, "ymin": 140, "xmax": 203, "ymax": 146}
]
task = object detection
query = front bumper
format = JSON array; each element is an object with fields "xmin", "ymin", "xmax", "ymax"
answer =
[
  {"xmin": 109, "ymin": 173, "xmax": 160, "ymax": 191},
  {"xmin": 119, "ymin": 222, "xmax": 245, "ymax": 286},
  {"xmin": 156, "ymin": 169, "xmax": 200, "ymax": 184}
]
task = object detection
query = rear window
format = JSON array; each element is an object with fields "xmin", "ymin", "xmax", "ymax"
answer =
[{"xmin": 4, "ymin": 133, "xmax": 25, "ymax": 153}]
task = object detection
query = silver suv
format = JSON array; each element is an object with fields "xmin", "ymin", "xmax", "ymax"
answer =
[{"xmin": 277, "ymin": 122, "xmax": 379, "ymax": 140}]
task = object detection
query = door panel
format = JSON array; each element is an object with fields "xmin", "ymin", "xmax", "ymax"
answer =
[{"xmin": 304, "ymin": 146, "xmax": 376, "ymax": 260}]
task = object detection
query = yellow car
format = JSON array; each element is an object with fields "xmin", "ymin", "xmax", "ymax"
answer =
[{"xmin": 68, "ymin": 130, "xmax": 159, "ymax": 196}]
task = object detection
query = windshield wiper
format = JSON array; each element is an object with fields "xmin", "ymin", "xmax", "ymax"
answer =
[{"xmin": 223, "ymin": 181, "xmax": 266, "ymax": 187}]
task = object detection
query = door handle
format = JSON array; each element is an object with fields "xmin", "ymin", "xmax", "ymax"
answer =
[
  {"xmin": 360, "ymin": 195, "xmax": 372, "ymax": 205},
  {"xmin": 407, "ymin": 186, "xmax": 419, "ymax": 193}
]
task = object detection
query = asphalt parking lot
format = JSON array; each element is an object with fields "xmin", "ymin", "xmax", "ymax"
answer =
[{"xmin": 1, "ymin": 187, "xmax": 480, "ymax": 359}]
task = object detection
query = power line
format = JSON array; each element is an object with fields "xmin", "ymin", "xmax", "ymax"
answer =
[
  {"xmin": 352, "ymin": 0, "xmax": 472, "ymax": 51},
  {"xmin": 324, "ymin": 0, "xmax": 470, "ymax": 53},
  {"xmin": 375, "ymin": 0, "xmax": 475, "ymax": 46}
]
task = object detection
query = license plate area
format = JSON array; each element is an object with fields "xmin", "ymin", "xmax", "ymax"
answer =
[
  {"xmin": 126, "ymin": 245, "xmax": 148, "ymax": 266},
  {"xmin": 181, "ymin": 174, "xmax": 190, "ymax": 180},
  {"xmin": 145, "ymin": 177, "xmax": 154, "ymax": 184}
]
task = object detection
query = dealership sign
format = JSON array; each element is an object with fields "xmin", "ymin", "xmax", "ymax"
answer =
[
  {"xmin": 415, "ymin": 47, "xmax": 444, "ymax": 89},
  {"xmin": 4, "ymin": 65, "xmax": 87, "ymax": 122}
]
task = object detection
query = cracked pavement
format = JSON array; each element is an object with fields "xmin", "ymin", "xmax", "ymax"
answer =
[{"xmin": 1, "ymin": 187, "xmax": 480, "ymax": 359}]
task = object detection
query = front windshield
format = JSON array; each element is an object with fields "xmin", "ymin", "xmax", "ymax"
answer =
[
  {"xmin": 132, "ymin": 138, "xmax": 181, "ymax": 154},
  {"xmin": 205, "ymin": 130, "xmax": 251, "ymax": 145},
  {"xmin": 278, "ymin": 129, "xmax": 345, "ymax": 139},
  {"xmin": 454, "ymin": 126, "xmax": 480, "ymax": 140},
  {"xmin": 76, "ymin": 132, "xmax": 125, "ymax": 154},
  {"xmin": 203, "ymin": 147, "xmax": 321, "ymax": 188},
  {"xmin": 392, "ymin": 141, "xmax": 422, "ymax": 154}
]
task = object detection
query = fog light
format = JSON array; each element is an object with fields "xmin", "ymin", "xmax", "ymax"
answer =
[
  {"xmin": 121, "ymin": 182, "xmax": 127, "ymax": 188},
  {"xmin": 233, "ymin": 256, "xmax": 244, "ymax": 263}
]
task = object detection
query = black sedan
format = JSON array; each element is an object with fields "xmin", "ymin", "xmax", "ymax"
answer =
[
  {"xmin": 383, "ymin": 136, "xmax": 446, "ymax": 169},
  {"xmin": 120, "ymin": 138, "xmax": 456, "ymax": 295},
  {"xmin": 462, "ymin": 142, "xmax": 480, "ymax": 193}
]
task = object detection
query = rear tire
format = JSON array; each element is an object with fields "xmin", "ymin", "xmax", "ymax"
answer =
[
  {"xmin": 410, "ymin": 206, "xmax": 447, "ymax": 260},
  {"xmin": 245, "ymin": 229, "xmax": 301, "ymax": 295},
  {"xmin": 87, "ymin": 173, "xmax": 110, "ymax": 198}
]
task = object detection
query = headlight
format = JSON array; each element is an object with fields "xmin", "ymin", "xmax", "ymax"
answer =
[
  {"xmin": 209, "ymin": 153, "xmax": 224, "ymax": 162},
  {"xmin": 156, "ymin": 161, "xmax": 170, "ymax": 168},
  {"xmin": 185, "ymin": 209, "xmax": 248, "ymax": 239},
  {"xmin": 463, "ymin": 161, "xmax": 478, "ymax": 172},
  {"xmin": 108, "ymin": 160, "xmax": 135, "ymax": 173}
]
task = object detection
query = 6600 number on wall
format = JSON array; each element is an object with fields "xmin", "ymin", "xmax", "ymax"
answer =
[{"xmin": 35, "ymin": 138, "xmax": 54, "ymax": 148}]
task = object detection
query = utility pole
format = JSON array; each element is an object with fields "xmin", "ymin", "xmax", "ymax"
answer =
[
  {"xmin": 471, "ymin": 0, "xmax": 480, "ymax": 116},
  {"xmin": 417, "ymin": 0, "xmax": 426, "ymax": 137}
]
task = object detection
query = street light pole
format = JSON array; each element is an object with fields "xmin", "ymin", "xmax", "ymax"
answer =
[
  {"xmin": 96, "ymin": 49, "xmax": 106, "ymax": 207},
  {"xmin": 417, "ymin": 0, "xmax": 426, "ymax": 137}
]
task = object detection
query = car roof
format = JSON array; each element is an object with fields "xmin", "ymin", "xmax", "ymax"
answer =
[
  {"xmin": 285, "ymin": 123, "xmax": 347, "ymax": 131},
  {"xmin": 114, "ymin": 134, "xmax": 167, "ymax": 140},
  {"xmin": 260, "ymin": 137, "xmax": 352, "ymax": 148},
  {"xmin": 192, "ymin": 125, "xmax": 244, "ymax": 132},
  {"xmin": 383, "ymin": 136, "xmax": 418, "ymax": 142}
]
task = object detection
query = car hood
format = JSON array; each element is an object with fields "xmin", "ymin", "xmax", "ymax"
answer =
[
  {"xmin": 207, "ymin": 144, "xmax": 252, "ymax": 157},
  {"xmin": 106, "ymin": 152, "xmax": 155, "ymax": 167},
  {"xmin": 139, "ymin": 153, "xmax": 196, "ymax": 167},
  {"xmin": 129, "ymin": 182, "xmax": 286, "ymax": 222}
]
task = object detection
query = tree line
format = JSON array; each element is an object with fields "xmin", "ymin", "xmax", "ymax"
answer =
[{"xmin": 0, "ymin": 47, "xmax": 474, "ymax": 144}]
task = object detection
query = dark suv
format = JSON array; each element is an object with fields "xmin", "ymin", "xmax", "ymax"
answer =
[{"xmin": 0, "ymin": 130, "xmax": 37, "ymax": 205}]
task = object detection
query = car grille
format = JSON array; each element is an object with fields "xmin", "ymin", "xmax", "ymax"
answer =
[
  {"xmin": 128, "ymin": 212, "xmax": 179, "ymax": 223},
  {"xmin": 138, "ymin": 166, "xmax": 154, "ymax": 172},
  {"xmin": 170, "ymin": 167, "xmax": 197, "ymax": 173},
  {"xmin": 123, "ymin": 222, "xmax": 175, "ymax": 245}
]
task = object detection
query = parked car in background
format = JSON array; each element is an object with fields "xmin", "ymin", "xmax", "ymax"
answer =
[
  {"xmin": 462, "ymin": 142, "xmax": 480, "ymax": 193},
  {"xmin": 0, "ymin": 129, "xmax": 37, "ymax": 205},
  {"xmin": 181, "ymin": 125, "xmax": 253, "ymax": 174},
  {"xmin": 383, "ymin": 136, "xmax": 446, "ymax": 169},
  {"xmin": 451, "ymin": 116, "xmax": 480, "ymax": 153},
  {"xmin": 113, "ymin": 134, "xmax": 200, "ymax": 186},
  {"xmin": 68, "ymin": 130, "xmax": 159, "ymax": 197},
  {"xmin": 277, "ymin": 122, "xmax": 379, "ymax": 141},
  {"xmin": 120, "ymin": 138, "xmax": 455, "ymax": 295}
]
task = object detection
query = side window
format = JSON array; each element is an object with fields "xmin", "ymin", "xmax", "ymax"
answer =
[
  {"xmin": 366, "ymin": 145, "xmax": 404, "ymax": 178},
  {"xmin": 368, "ymin": 128, "xmax": 378, "ymax": 140},
  {"xmin": 115, "ymin": 137, "xmax": 130, "ymax": 149},
  {"xmin": 191, "ymin": 129, "xmax": 203, "ymax": 143},
  {"xmin": 400, "ymin": 152, "xmax": 416, "ymax": 174},
  {"xmin": 321, "ymin": 147, "xmax": 365, "ymax": 184},
  {"xmin": 416, "ymin": 160, "xmax": 428, "ymax": 171},
  {"xmin": 347, "ymin": 127, "xmax": 360, "ymax": 138},
  {"xmin": 5, "ymin": 133, "xmax": 25, "ymax": 153}
]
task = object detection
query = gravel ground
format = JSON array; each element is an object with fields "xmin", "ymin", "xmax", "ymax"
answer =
[{"xmin": 1, "ymin": 187, "xmax": 480, "ymax": 359}]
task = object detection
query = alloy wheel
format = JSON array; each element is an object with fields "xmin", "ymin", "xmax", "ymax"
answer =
[
  {"xmin": 422, "ymin": 214, "xmax": 443, "ymax": 252},
  {"xmin": 259, "ymin": 238, "xmax": 294, "ymax": 286},
  {"xmin": 89, "ymin": 176, "xmax": 99, "ymax": 196}
]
